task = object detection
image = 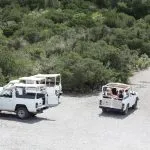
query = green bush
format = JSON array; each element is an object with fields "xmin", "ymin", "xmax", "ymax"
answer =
[{"xmin": 0, "ymin": 0, "xmax": 150, "ymax": 92}]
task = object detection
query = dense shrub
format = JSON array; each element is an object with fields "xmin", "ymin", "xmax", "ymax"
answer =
[{"xmin": 0, "ymin": 0, "xmax": 150, "ymax": 92}]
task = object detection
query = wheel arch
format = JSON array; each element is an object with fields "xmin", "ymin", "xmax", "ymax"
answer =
[{"xmin": 15, "ymin": 104, "xmax": 28, "ymax": 111}]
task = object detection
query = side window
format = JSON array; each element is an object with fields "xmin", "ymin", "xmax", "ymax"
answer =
[
  {"xmin": 36, "ymin": 81, "xmax": 40, "ymax": 84},
  {"xmin": 1, "ymin": 89, "xmax": 12, "ymax": 98},
  {"xmin": 103, "ymin": 87, "xmax": 109, "ymax": 98},
  {"xmin": 56, "ymin": 76, "xmax": 60, "ymax": 85},
  {"xmin": 40, "ymin": 80, "xmax": 45, "ymax": 85},
  {"xmin": 16, "ymin": 87, "xmax": 24, "ymax": 96},
  {"xmin": 20, "ymin": 80, "xmax": 26, "ymax": 84},
  {"xmin": 46, "ymin": 78, "xmax": 51, "ymax": 87},
  {"xmin": 15, "ymin": 87, "xmax": 35, "ymax": 99},
  {"xmin": 26, "ymin": 80, "xmax": 34, "ymax": 84},
  {"xmin": 103, "ymin": 87, "xmax": 107, "ymax": 95},
  {"xmin": 46, "ymin": 77, "xmax": 55, "ymax": 87},
  {"xmin": 37, "ymin": 93, "xmax": 45, "ymax": 99}
]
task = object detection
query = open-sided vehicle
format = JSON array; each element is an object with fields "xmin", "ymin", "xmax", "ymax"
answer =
[
  {"xmin": 99, "ymin": 83, "xmax": 139, "ymax": 115},
  {"xmin": 33, "ymin": 74, "xmax": 62, "ymax": 93},
  {"xmin": 19, "ymin": 74, "xmax": 62, "ymax": 106},
  {"xmin": 0, "ymin": 83, "xmax": 49, "ymax": 119},
  {"xmin": 33, "ymin": 74, "xmax": 62, "ymax": 106}
]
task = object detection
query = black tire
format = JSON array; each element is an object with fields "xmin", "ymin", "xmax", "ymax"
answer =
[
  {"xmin": 16, "ymin": 107, "xmax": 29, "ymax": 119},
  {"xmin": 132, "ymin": 100, "xmax": 138, "ymax": 109},
  {"xmin": 122, "ymin": 104, "xmax": 129, "ymax": 115},
  {"xmin": 102, "ymin": 108, "xmax": 108, "ymax": 113}
]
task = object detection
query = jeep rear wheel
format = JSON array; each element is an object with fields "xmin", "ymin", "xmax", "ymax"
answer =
[{"xmin": 16, "ymin": 107, "xmax": 29, "ymax": 119}]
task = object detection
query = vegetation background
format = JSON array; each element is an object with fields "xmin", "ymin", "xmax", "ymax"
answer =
[{"xmin": 0, "ymin": 0, "xmax": 150, "ymax": 92}]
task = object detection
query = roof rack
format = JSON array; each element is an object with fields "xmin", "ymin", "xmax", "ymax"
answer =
[{"xmin": 105, "ymin": 82, "xmax": 130, "ymax": 89}]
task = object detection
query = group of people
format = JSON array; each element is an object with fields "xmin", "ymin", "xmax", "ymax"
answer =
[{"xmin": 104, "ymin": 87, "xmax": 124, "ymax": 99}]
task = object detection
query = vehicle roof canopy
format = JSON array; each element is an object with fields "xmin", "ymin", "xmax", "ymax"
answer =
[
  {"xmin": 9, "ymin": 80, "xmax": 19, "ymax": 84},
  {"xmin": 34, "ymin": 74, "xmax": 60, "ymax": 78},
  {"xmin": 19, "ymin": 76, "xmax": 45, "ymax": 81},
  {"xmin": 2, "ymin": 83, "xmax": 45, "ymax": 92},
  {"xmin": 15, "ymin": 83, "xmax": 45, "ymax": 88},
  {"xmin": 104, "ymin": 82, "xmax": 130, "ymax": 90}
]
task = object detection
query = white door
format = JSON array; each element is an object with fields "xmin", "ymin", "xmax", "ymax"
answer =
[
  {"xmin": 0, "ymin": 89, "xmax": 13, "ymax": 111},
  {"xmin": 47, "ymin": 87, "xmax": 59, "ymax": 107},
  {"xmin": 130, "ymin": 93, "xmax": 136, "ymax": 106}
]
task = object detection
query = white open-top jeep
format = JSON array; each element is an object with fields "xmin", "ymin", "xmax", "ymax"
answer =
[
  {"xmin": 0, "ymin": 83, "xmax": 50, "ymax": 119},
  {"xmin": 99, "ymin": 83, "xmax": 139, "ymax": 115},
  {"xmin": 20, "ymin": 74, "xmax": 63, "ymax": 106}
]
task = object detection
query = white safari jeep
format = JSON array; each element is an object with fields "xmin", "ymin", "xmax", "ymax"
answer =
[
  {"xmin": 99, "ymin": 83, "xmax": 139, "ymax": 115},
  {"xmin": 19, "ymin": 74, "xmax": 62, "ymax": 106},
  {"xmin": 0, "ymin": 83, "xmax": 49, "ymax": 119},
  {"xmin": 33, "ymin": 74, "xmax": 63, "ymax": 106}
]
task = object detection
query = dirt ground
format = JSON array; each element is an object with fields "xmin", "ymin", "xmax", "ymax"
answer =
[{"xmin": 0, "ymin": 68, "xmax": 150, "ymax": 150}]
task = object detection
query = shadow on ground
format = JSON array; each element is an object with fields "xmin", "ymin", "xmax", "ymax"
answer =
[
  {"xmin": 98, "ymin": 108, "xmax": 138, "ymax": 120},
  {"xmin": 0, "ymin": 113, "xmax": 56, "ymax": 124},
  {"xmin": 63, "ymin": 91, "xmax": 101, "ymax": 98}
]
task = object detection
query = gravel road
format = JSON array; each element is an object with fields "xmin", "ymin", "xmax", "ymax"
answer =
[{"xmin": 0, "ymin": 68, "xmax": 150, "ymax": 150}]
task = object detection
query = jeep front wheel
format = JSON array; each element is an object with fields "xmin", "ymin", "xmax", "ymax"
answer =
[
  {"xmin": 132, "ymin": 99, "xmax": 138, "ymax": 109},
  {"xmin": 16, "ymin": 107, "xmax": 29, "ymax": 119}
]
